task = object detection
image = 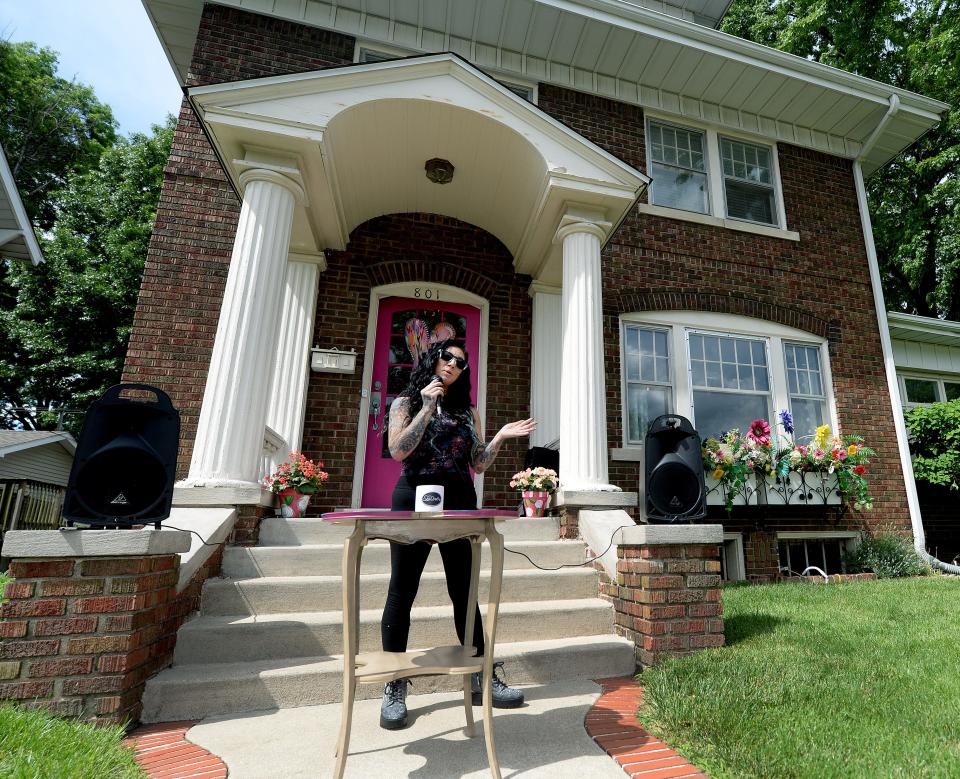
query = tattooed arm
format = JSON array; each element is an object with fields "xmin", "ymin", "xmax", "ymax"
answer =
[
  {"xmin": 388, "ymin": 387, "xmax": 441, "ymax": 462},
  {"xmin": 470, "ymin": 409, "xmax": 537, "ymax": 474}
]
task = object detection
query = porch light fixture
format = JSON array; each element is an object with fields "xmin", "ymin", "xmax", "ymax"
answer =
[{"xmin": 425, "ymin": 158, "xmax": 454, "ymax": 184}]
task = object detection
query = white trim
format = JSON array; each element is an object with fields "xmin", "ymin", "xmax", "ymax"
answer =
[
  {"xmin": 635, "ymin": 203, "xmax": 800, "ymax": 241},
  {"xmin": 0, "ymin": 432, "xmax": 77, "ymax": 459},
  {"xmin": 775, "ymin": 531, "xmax": 860, "ymax": 539},
  {"xmin": 898, "ymin": 372, "xmax": 960, "ymax": 407},
  {"xmin": 0, "ymin": 145, "xmax": 43, "ymax": 265},
  {"xmin": 619, "ymin": 311, "xmax": 836, "ymax": 447},
  {"xmin": 351, "ymin": 282, "xmax": 490, "ymax": 508},
  {"xmin": 721, "ymin": 532, "xmax": 745, "ymax": 581}
]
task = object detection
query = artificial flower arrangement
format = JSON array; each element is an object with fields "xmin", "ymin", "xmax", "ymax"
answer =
[
  {"xmin": 510, "ymin": 467, "xmax": 559, "ymax": 518},
  {"xmin": 702, "ymin": 411, "xmax": 875, "ymax": 513},
  {"xmin": 509, "ymin": 467, "xmax": 559, "ymax": 493},
  {"xmin": 263, "ymin": 451, "xmax": 329, "ymax": 517}
]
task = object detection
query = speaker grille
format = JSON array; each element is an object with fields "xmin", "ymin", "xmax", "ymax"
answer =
[{"xmin": 648, "ymin": 458, "xmax": 703, "ymax": 517}]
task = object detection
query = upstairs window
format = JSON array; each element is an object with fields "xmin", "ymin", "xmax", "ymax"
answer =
[
  {"xmin": 648, "ymin": 122, "xmax": 709, "ymax": 214},
  {"xmin": 721, "ymin": 137, "xmax": 777, "ymax": 225}
]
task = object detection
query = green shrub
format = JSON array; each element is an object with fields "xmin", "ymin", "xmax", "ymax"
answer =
[
  {"xmin": 843, "ymin": 532, "xmax": 930, "ymax": 578},
  {"xmin": 906, "ymin": 399, "xmax": 960, "ymax": 489},
  {"xmin": 0, "ymin": 570, "xmax": 9, "ymax": 605}
]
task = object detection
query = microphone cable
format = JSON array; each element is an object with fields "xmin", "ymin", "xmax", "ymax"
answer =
[{"xmin": 503, "ymin": 523, "xmax": 636, "ymax": 571}]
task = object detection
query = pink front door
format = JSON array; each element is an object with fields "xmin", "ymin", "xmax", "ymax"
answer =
[{"xmin": 360, "ymin": 296, "xmax": 481, "ymax": 507}]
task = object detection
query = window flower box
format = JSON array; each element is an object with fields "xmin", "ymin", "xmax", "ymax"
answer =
[{"xmin": 706, "ymin": 471, "xmax": 842, "ymax": 507}]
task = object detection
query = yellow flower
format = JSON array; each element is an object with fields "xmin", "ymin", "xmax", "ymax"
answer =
[
  {"xmin": 847, "ymin": 444, "xmax": 858, "ymax": 456},
  {"xmin": 814, "ymin": 425, "xmax": 831, "ymax": 449},
  {"xmin": 712, "ymin": 467, "xmax": 725, "ymax": 480}
]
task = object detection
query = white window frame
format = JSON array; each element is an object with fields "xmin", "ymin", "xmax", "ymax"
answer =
[
  {"xmin": 641, "ymin": 112, "xmax": 797, "ymax": 242},
  {"xmin": 646, "ymin": 119, "xmax": 711, "ymax": 216},
  {"xmin": 615, "ymin": 312, "xmax": 838, "ymax": 456},
  {"xmin": 722, "ymin": 532, "xmax": 746, "ymax": 581},
  {"xmin": 897, "ymin": 372, "xmax": 960, "ymax": 409},
  {"xmin": 775, "ymin": 531, "xmax": 860, "ymax": 576}
]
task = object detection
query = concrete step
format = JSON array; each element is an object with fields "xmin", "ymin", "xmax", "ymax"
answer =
[
  {"xmin": 201, "ymin": 567, "xmax": 598, "ymax": 616},
  {"xmin": 142, "ymin": 634, "xmax": 636, "ymax": 723},
  {"xmin": 222, "ymin": 540, "xmax": 587, "ymax": 579},
  {"xmin": 259, "ymin": 516, "xmax": 560, "ymax": 546},
  {"xmin": 173, "ymin": 598, "xmax": 616, "ymax": 665}
]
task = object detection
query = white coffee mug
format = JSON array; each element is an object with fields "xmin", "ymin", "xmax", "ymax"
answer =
[{"xmin": 415, "ymin": 484, "xmax": 445, "ymax": 512}]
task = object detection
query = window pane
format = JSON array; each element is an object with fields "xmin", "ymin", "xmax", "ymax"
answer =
[
  {"xmin": 692, "ymin": 360, "xmax": 706, "ymax": 386},
  {"xmin": 655, "ymin": 357, "xmax": 669, "ymax": 382},
  {"xmin": 905, "ymin": 378, "xmax": 938, "ymax": 404},
  {"xmin": 638, "ymin": 328, "xmax": 654, "ymax": 356},
  {"xmin": 650, "ymin": 162, "xmax": 709, "ymax": 214},
  {"xmin": 692, "ymin": 390, "xmax": 770, "ymax": 439},
  {"xmin": 722, "ymin": 363, "xmax": 738, "ymax": 388},
  {"xmin": 641, "ymin": 354, "xmax": 655, "ymax": 381},
  {"xmin": 945, "ymin": 382, "xmax": 960, "ymax": 401},
  {"xmin": 721, "ymin": 137, "xmax": 771, "ymax": 183},
  {"xmin": 704, "ymin": 337, "xmax": 720, "ymax": 361},
  {"xmin": 627, "ymin": 385, "xmax": 670, "ymax": 443},
  {"xmin": 791, "ymin": 397, "xmax": 826, "ymax": 441},
  {"xmin": 651, "ymin": 123, "xmax": 705, "ymax": 171},
  {"xmin": 824, "ymin": 541, "xmax": 843, "ymax": 575},
  {"xmin": 737, "ymin": 364, "xmax": 754, "ymax": 389},
  {"xmin": 725, "ymin": 179, "xmax": 776, "ymax": 224},
  {"xmin": 754, "ymin": 366, "xmax": 769, "ymax": 391},
  {"xmin": 720, "ymin": 338, "xmax": 735, "ymax": 362},
  {"xmin": 706, "ymin": 361, "xmax": 722, "ymax": 387},
  {"xmin": 689, "ymin": 334, "xmax": 704, "ymax": 361},
  {"xmin": 654, "ymin": 330, "xmax": 668, "ymax": 357},
  {"xmin": 735, "ymin": 339, "xmax": 751, "ymax": 364}
]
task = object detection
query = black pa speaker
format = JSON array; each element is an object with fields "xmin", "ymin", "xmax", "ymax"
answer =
[
  {"xmin": 644, "ymin": 414, "xmax": 706, "ymax": 523},
  {"xmin": 63, "ymin": 384, "xmax": 180, "ymax": 529}
]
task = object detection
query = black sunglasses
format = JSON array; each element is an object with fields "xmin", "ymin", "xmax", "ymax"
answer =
[{"xmin": 439, "ymin": 349, "xmax": 468, "ymax": 370}]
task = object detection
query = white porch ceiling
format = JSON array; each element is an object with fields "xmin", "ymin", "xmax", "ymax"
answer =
[
  {"xmin": 190, "ymin": 54, "xmax": 648, "ymax": 283},
  {"xmin": 143, "ymin": 0, "xmax": 948, "ymax": 177}
]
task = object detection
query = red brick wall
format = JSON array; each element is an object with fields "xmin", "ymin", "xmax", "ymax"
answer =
[
  {"xmin": 122, "ymin": 5, "xmax": 355, "ymax": 478},
  {"xmin": 537, "ymin": 83, "xmax": 910, "ymax": 542},
  {"xmin": 303, "ymin": 213, "xmax": 532, "ymax": 513}
]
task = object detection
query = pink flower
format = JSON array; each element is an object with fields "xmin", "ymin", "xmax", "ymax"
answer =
[{"xmin": 746, "ymin": 419, "xmax": 771, "ymax": 447}]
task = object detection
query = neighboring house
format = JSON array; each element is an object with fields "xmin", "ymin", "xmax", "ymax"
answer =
[
  {"xmin": 133, "ymin": 0, "xmax": 949, "ymax": 583},
  {"xmin": 0, "ymin": 431, "xmax": 75, "ymax": 546},
  {"xmin": 889, "ymin": 311, "xmax": 960, "ymax": 563}
]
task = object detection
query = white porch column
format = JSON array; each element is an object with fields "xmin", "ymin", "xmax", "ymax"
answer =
[
  {"xmin": 529, "ymin": 282, "xmax": 562, "ymax": 448},
  {"xmin": 557, "ymin": 212, "xmax": 618, "ymax": 492},
  {"xmin": 265, "ymin": 254, "xmax": 325, "ymax": 454},
  {"xmin": 186, "ymin": 168, "xmax": 304, "ymax": 487}
]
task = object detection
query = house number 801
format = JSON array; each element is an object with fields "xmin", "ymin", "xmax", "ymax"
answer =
[{"xmin": 413, "ymin": 288, "xmax": 439, "ymax": 300}]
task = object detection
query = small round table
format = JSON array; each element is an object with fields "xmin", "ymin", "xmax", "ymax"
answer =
[{"xmin": 321, "ymin": 509, "xmax": 516, "ymax": 779}]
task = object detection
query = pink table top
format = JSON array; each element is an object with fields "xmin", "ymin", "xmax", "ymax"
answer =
[{"xmin": 321, "ymin": 509, "xmax": 518, "ymax": 521}]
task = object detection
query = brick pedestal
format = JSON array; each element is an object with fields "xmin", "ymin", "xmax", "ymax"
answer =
[
  {"xmin": 597, "ymin": 524, "xmax": 726, "ymax": 667},
  {"xmin": 0, "ymin": 530, "xmax": 191, "ymax": 724}
]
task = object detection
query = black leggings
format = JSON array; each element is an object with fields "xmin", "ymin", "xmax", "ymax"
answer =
[{"xmin": 381, "ymin": 474, "xmax": 485, "ymax": 656}]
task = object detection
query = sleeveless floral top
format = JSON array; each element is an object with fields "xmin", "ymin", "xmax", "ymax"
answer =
[{"xmin": 402, "ymin": 406, "xmax": 476, "ymax": 481}]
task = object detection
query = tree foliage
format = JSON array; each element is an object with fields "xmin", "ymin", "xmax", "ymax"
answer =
[
  {"xmin": 0, "ymin": 40, "xmax": 116, "ymax": 230},
  {"xmin": 905, "ymin": 399, "xmax": 960, "ymax": 488},
  {"xmin": 721, "ymin": 0, "xmax": 960, "ymax": 319},
  {"xmin": 0, "ymin": 119, "xmax": 174, "ymax": 432}
]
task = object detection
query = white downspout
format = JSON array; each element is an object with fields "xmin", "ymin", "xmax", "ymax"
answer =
[{"xmin": 853, "ymin": 95, "xmax": 960, "ymax": 574}]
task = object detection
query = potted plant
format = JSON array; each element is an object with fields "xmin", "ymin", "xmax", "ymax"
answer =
[
  {"xmin": 263, "ymin": 451, "xmax": 328, "ymax": 518},
  {"xmin": 509, "ymin": 467, "xmax": 559, "ymax": 518}
]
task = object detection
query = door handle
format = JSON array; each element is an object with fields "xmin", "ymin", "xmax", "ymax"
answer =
[{"xmin": 370, "ymin": 381, "xmax": 383, "ymax": 431}]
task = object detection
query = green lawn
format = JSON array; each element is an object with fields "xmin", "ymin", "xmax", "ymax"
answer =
[
  {"xmin": 638, "ymin": 578, "xmax": 960, "ymax": 779},
  {"xmin": 0, "ymin": 704, "xmax": 145, "ymax": 778}
]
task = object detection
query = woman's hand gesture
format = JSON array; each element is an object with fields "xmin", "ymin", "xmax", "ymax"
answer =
[{"xmin": 497, "ymin": 418, "xmax": 536, "ymax": 440}]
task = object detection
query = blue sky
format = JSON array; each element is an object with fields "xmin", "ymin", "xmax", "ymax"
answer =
[{"xmin": 2, "ymin": 1, "xmax": 183, "ymax": 136}]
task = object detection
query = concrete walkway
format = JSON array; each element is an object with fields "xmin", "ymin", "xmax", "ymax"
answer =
[{"xmin": 127, "ymin": 678, "xmax": 707, "ymax": 778}]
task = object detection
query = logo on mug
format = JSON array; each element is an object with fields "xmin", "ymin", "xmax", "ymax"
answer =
[{"xmin": 422, "ymin": 491, "xmax": 442, "ymax": 507}]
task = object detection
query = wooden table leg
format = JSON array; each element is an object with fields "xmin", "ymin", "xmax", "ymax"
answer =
[
  {"xmin": 333, "ymin": 523, "xmax": 364, "ymax": 777},
  {"xmin": 461, "ymin": 535, "xmax": 481, "ymax": 737},
  {"xmin": 482, "ymin": 521, "xmax": 504, "ymax": 779}
]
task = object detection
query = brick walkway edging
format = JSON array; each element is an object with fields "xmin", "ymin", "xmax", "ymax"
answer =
[
  {"xmin": 125, "ymin": 721, "xmax": 226, "ymax": 779},
  {"xmin": 126, "ymin": 677, "xmax": 704, "ymax": 778},
  {"xmin": 586, "ymin": 677, "xmax": 708, "ymax": 779}
]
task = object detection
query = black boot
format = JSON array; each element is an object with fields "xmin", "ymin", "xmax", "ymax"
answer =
[
  {"xmin": 379, "ymin": 678, "xmax": 411, "ymax": 729},
  {"xmin": 471, "ymin": 662, "xmax": 524, "ymax": 709}
]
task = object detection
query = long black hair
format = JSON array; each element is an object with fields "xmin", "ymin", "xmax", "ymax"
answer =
[{"xmin": 399, "ymin": 339, "xmax": 474, "ymax": 417}]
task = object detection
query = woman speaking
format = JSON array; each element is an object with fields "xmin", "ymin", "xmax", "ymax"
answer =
[{"xmin": 380, "ymin": 338, "xmax": 535, "ymax": 730}]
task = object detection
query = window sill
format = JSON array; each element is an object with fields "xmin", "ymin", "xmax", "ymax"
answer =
[
  {"xmin": 636, "ymin": 202, "xmax": 800, "ymax": 242},
  {"xmin": 610, "ymin": 447, "xmax": 644, "ymax": 462}
]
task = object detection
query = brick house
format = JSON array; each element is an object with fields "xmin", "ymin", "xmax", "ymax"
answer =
[{"xmin": 130, "ymin": 1, "xmax": 947, "ymax": 579}]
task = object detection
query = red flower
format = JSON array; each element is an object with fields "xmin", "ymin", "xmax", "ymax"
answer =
[{"xmin": 854, "ymin": 465, "xmax": 865, "ymax": 475}]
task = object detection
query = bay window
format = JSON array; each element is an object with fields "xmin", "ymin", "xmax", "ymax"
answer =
[{"xmin": 620, "ymin": 313, "xmax": 836, "ymax": 448}]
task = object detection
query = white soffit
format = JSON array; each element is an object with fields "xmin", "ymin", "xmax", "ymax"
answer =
[
  {"xmin": 0, "ymin": 144, "xmax": 43, "ymax": 265},
  {"xmin": 189, "ymin": 54, "xmax": 648, "ymax": 282},
  {"xmin": 145, "ymin": 0, "xmax": 948, "ymax": 176},
  {"xmin": 887, "ymin": 311, "xmax": 960, "ymax": 348}
]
